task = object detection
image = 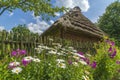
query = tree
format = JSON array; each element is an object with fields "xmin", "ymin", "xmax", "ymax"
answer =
[
  {"xmin": 11, "ymin": 24, "xmax": 39, "ymax": 41},
  {"xmin": 0, "ymin": 0, "xmax": 65, "ymax": 18},
  {"xmin": 12, "ymin": 24, "xmax": 30, "ymax": 35},
  {"xmin": 98, "ymin": 1, "xmax": 120, "ymax": 40}
]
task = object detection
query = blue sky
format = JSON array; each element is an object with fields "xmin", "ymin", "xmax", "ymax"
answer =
[{"xmin": 0, "ymin": 0, "xmax": 115, "ymax": 34}]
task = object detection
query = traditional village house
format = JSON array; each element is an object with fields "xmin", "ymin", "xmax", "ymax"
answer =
[{"xmin": 42, "ymin": 6, "xmax": 104, "ymax": 42}]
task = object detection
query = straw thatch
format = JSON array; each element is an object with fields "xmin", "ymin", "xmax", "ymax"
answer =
[{"xmin": 42, "ymin": 6, "xmax": 104, "ymax": 42}]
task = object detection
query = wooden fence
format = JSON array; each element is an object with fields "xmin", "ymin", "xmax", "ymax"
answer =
[{"xmin": 0, "ymin": 31, "xmax": 96, "ymax": 59}]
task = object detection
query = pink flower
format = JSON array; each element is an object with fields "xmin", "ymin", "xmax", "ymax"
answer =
[
  {"xmin": 110, "ymin": 41, "xmax": 115, "ymax": 46},
  {"xmin": 11, "ymin": 51, "xmax": 17, "ymax": 56},
  {"xmin": 116, "ymin": 60, "xmax": 120, "ymax": 64},
  {"xmin": 11, "ymin": 49, "xmax": 27, "ymax": 57},
  {"xmin": 20, "ymin": 50, "xmax": 26, "ymax": 55},
  {"xmin": 22, "ymin": 59, "xmax": 30, "ymax": 66},
  {"xmin": 90, "ymin": 61, "xmax": 97, "ymax": 69},
  {"xmin": 8, "ymin": 62, "xmax": 20, "ymax": 69},
  {"xmin": 21, "ymin": 56, "xmax": 32, "ymax": 66},
  {"xmin": 109, "ymin": 48, "xmax": 116, "ymax": 58},
  {"xmin": 78, "ymin": 52, "xmax": 84, "ymax": 55},
  {"xmin": 81, "ymin": 57, "xmax": 90, "ymax": 65},
  {"xmin": 108, "ymin": 46, "xmax": 112, "ymax": 53}
]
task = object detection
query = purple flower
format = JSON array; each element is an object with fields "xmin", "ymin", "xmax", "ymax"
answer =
[
  {"xmin": 20, "ymin": 50, "xmax": 26, "ymax": 55},
  {"xmin": 78, "ymin": 52, "xmax": 84, "ymax": 55},
  {"xmin": 22, "ymin": 56, "xmax": 32, "ymax": 66},
  {"xmin": 90, "ymin": 61, "xmax": 97, "ymax": 69},
  {"xmin": 22, "ymin": 59, "xmax": 30, "ymax": 66},
  {"xmin": 85, "ymin": 58, "xmax": 90, "ymax": 65},
  {"xmin": 11, "ymin": 51, "xmax": 17, "ymax": 56},
  {"xmin": 81, "ymin": 57, "xmax": 90, "ymax": 65},
  {"xmin": 68, "ymin": 60, "xmax": 72, "ymax": 65},
  {"xmin": 108, "ymin": 46, "xmax": 112, "ymax": 53},
  {"xmin": 116, "ymin": 60, "xmax": 120, "ymax": 64},
  {"xmin": 8, "ymin": 62, "xmax": 16, "ymax": 69},
  {"xmin": 110, "ymin": 41, "xmax": 115, "ymax": 46},
  {"xmin": 8, "ymin": 62, "xmax": 20, "ymax": 69},
  {"xmin": 110, "ymin": 49, "xmax": 116, "ymax": 58}
]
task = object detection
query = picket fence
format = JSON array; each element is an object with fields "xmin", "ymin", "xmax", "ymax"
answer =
[{"xmin": 0, "ymin": 31, "xmax": 97, "ymax": 59}]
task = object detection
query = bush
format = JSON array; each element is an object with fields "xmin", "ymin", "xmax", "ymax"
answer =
[{"xmin": 92, "ymin": 39, "xmax": 120, "ymax": 80}]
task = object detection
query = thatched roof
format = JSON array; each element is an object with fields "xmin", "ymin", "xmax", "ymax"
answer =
[{"xmin": 42, "ymin": 6, "xmax": 104, "ymax": 38}]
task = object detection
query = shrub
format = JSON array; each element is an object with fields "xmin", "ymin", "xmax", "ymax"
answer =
[{"xmin": 92, "ymin": 39, "xmax": 120, "ymax": 80}]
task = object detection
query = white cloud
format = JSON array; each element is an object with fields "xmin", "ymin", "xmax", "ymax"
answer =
[
  {"xmin": 50, "ymin": 20, "xmax": 54, "ymax": 24},
  {"xmin": 53, "ymin": 0, "xmax": 90, "ymax": 12},
  {"xmin": 54, "ymin": 12, "xmax": 60, "ymax": 16},
  {"xmin": 28, "ymin": 12, "xmax": 51, "ymax": 35},
  {"xmin": 9, "ymin": 12, "xmax": 14, "ymax": 16},
  {"xmin": 31, "ymin": 12, "xmax": 40, "ymax": 20},
  {"xmin": 27, "ymin": 19, "xmax": 50, "ymax": 35},
  {"xmin": 0, "ymin": 26, "xmax": 5, "ymax": 31}
]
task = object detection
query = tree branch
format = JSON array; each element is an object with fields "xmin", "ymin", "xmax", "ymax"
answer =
[
  {"xmin": 0, "ymin": 0, "xmax": 26, "ymax": 15},
  {"xmin": 0, "ymin": 6, "xmax": 10, "ymax": 15}
]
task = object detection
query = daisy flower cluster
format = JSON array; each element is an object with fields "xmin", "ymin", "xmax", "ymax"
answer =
[
  {"xmin": 35, "ymin": 42, "xmax": 97, "ymax": 69},
  {"xmin": 8, "ymin": 49, "xmax": 40, "ymax": 74}
]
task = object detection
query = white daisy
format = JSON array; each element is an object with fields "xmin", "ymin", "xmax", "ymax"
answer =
[
  {"xmin": 52, "ymin": 43, "xmax": 60, "ymax": 46},
  {"xmin": 82, "ymin": 75, "xmax": 90, "ymax": 80},
  {"xmin": 56, "ymin": 52, "xmax": 63, "ymax": 55},
  {"xmin": 48, "ymin": 50, "xmax": 57, "ymax": 54},
  {"xmin": 68, "ymin": 47, "xmax": 74, "ymax": 50},
  {"xmin": 72, "ymin": 53, "xmax": 85, "ymax": 58},
  {"xmin": 56, "ymin": 59, "xmax": 65, "ymax": 63},
  {"xmin": 43, "ymin": 46, "xmax": 50, "ymax": 50},
  {"xmin": 78, "ymin": 54, "xmax": 85, "ymax": 58},
  {"xmin": 33, "ymin": 58, "xmax": 41, "ymax": 62},
  {"xmin": 38, "ymin": 45, "xmax": 42, "ymax": 48},
  {"xmin": 72, "ymin": 50, "xmax": 77, "ymax": 53},
  {"xmin": 72, "ymin": 62, "xmax": 79, "ymax": 66},
  {"xmin": 49, "ymin": 48, "xmax": 55, "ymax": 50},
  {"xmin": 79, "ymin": 60, "xmax": 87, "ymax": 65},
  {"xmin": 57, "ymin": 63, "xmax": 66, "ymax": 68},
  {"xmin": 84, "ymin": 70, "xmax": 90, "ymax": 75},
  {"xmin": 86, "ymin": 54, "xmax": 91, "ymax": 57},
  {"xmin": 23, "ymin": 56, "xmax": 33, "ymax": 61},
  {"xmin": 60, "ymin": 51, "xmax": 65, "ymax": 54},
  {"xmin": 11, "ymin": 67, "xmax": 22, "ymax": 74},
  {"xmin": 73, "ymin": 56, "xmax": 79, "ymax": 60},
  {"xmin": 35, "ymin": 48, "xmax": 39, "ymax": 50},
  {"xmin": 9, "ymin": 61, "xmax": 20, "ymax": 67},
  {"xmin": 61, "ymin": 48, "xmax": 66, "ymax": 51},
  {"xmin": 35, "ymin": 48, "xmax": 42, "ymax": 53},
  {"xmin": 57, "ymin": 44, "xmax": 62, "ymax": 48}
]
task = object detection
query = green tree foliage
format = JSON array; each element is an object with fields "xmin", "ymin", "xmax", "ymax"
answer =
[
  {"xmin": 0, "ymin": 0, "xmax": 65, "ymax": 18},
  {"xmin": 98, "ymin": 1, "xmax": 120, "ymax": 40},
  {"xmin": 11, "ymin": 24, "xmax": 39, "ymax": 41},
  {"xmin": 12, "ymin": 24, "xmax": 30, "ymax": 35}
]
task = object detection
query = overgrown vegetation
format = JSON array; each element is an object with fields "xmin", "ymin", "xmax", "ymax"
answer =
[{"xmin": 0, "ymin": 37, "xmax": 120, "ymax": 80}]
